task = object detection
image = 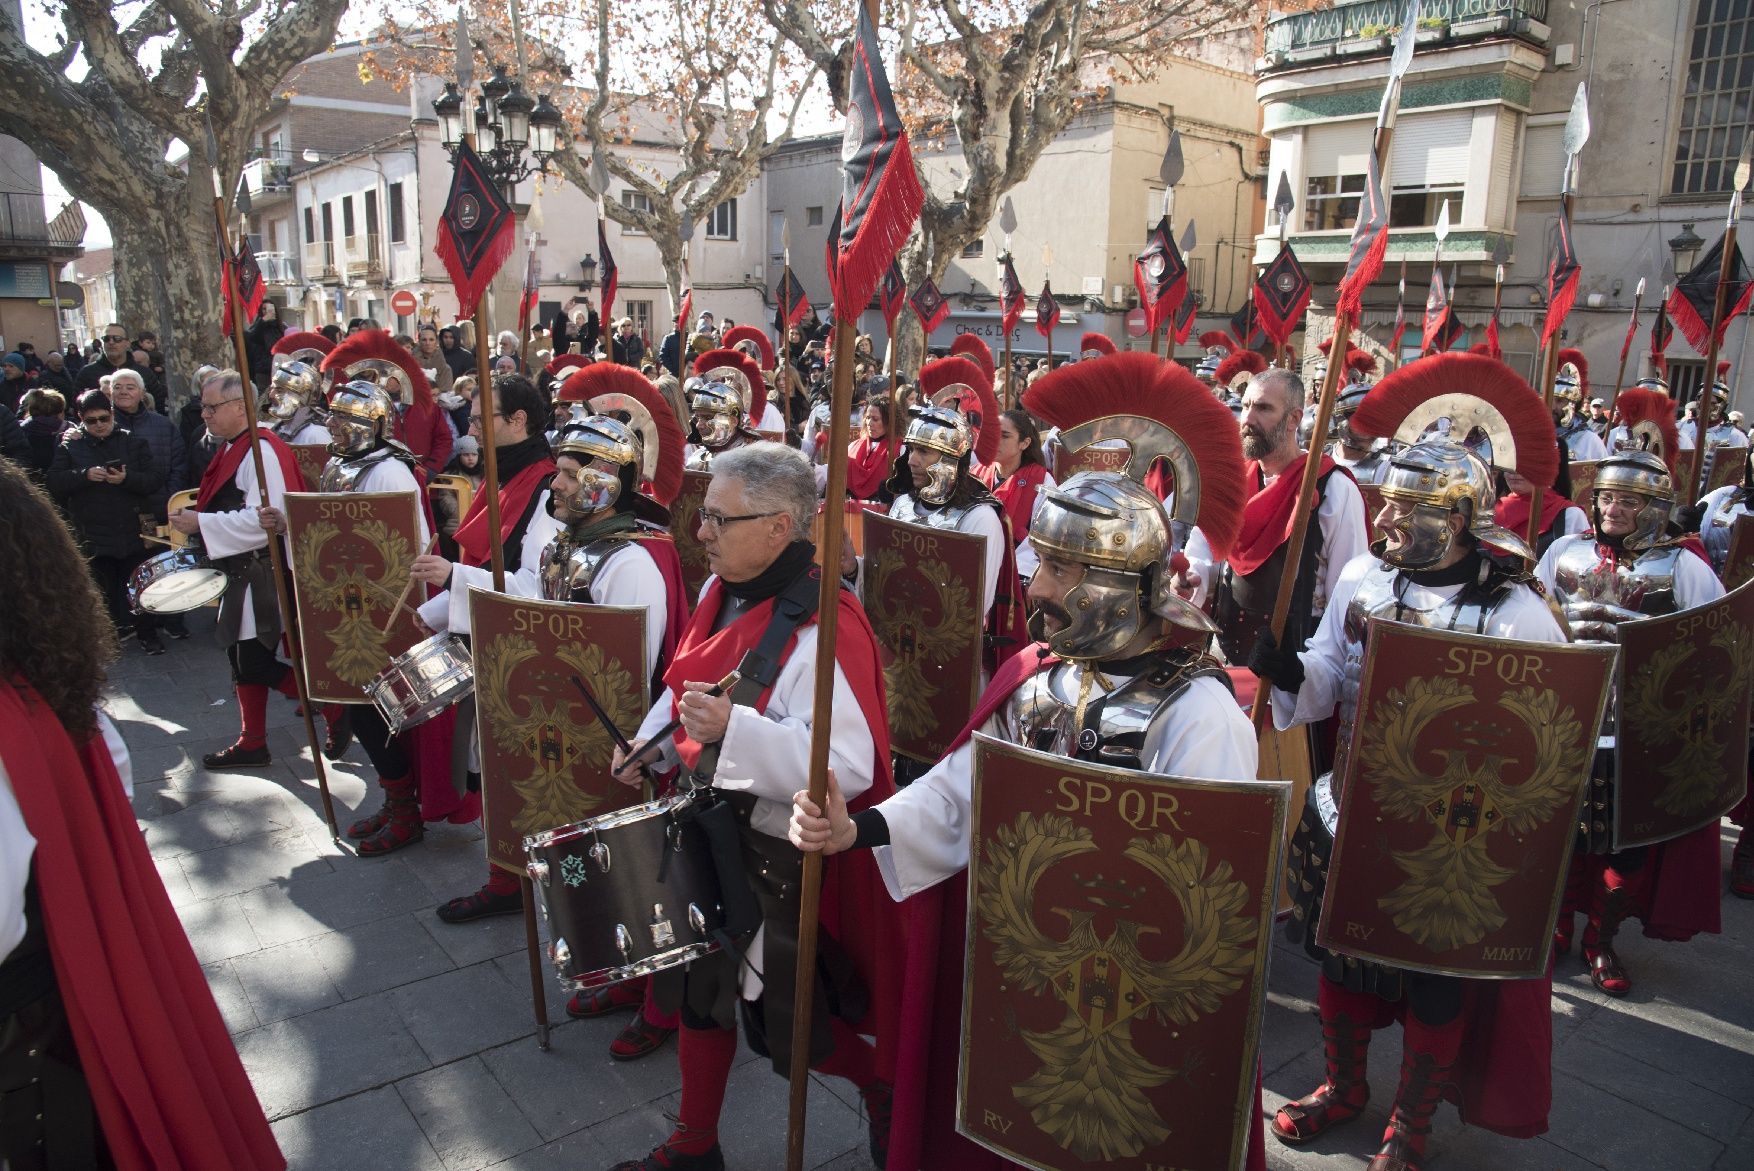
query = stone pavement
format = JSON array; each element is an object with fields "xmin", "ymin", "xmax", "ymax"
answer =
[{"xmin": 111, "ymin": 612, "xmax": 1754, "ymax": 1171}]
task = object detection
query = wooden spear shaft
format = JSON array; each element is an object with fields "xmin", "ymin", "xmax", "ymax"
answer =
[
  {"xmin": 1697, "ymin": 219, "xmax": 1740, "ymax": 501},
  {"xmin": 1610, "ymin": 286, "xmax": 1646, "ymax": 397},
  {"xmin": 1524, "ymin": 184, "xmax": 1577, "ymax": 560},
  {"xmin": 786, "ymin": 311, "xmax": 859, "ymax": 1171},
  {"xmin": 887, "ymin": 330, "xmax": 902, "ymax": 465},
  {"xmin": 213, "ymin": 193, "xmax": 341, "ymax": 841}
]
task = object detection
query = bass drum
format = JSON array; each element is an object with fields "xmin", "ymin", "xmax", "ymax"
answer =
[
  {"xmin": 524, "ymin": 793, "xmax": 728, "ymax": 990},
  {"xmin": 128, "ymin": 546, "xmax": 227, "ymax": 614},
  {"xmin": 364, "ymin": 632, "xmax": 474, "ymax": 734}
]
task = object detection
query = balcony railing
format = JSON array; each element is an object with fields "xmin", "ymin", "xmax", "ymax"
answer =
[
  {"xmin": 303, "ymin": 241, "xmax": 337, "ymax": 280},
  {"xmin": 340, "ymin": 233, "xmax": 383, "ymax": 277},
  {"xmin": 0, "ymin": 193, "xmax": 84, "ymax": 250},
  {"xmin": 256, "ymin": 251, "xmax": 300, "ymax": 284},
  {"xmin": 1264, "ymin": 0, "xmax": 1550, "ymax": 61}
]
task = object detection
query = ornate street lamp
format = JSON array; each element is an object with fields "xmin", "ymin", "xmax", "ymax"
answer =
[{"xmin": 432, "ymin": 62, "xmax": 564, "ymax": 192}]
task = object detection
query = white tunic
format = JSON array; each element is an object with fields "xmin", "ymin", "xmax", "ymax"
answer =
[
  {"xmin": 586, "ymin": 541, "xmax": 671, "ymax": 680},
  {"xmin": 874, "ymin": 671, "xmax": 1258, "ymax": 901},
  {"xmin": 1272, "ymin": 551, "xmax": 1567, "ymax": 731},
  {"xmin": 286, "ymin": 420, "xmax": 331, "ymax": 446},
  {"xmin": 195, "ymin": 429, "xmax": 292, "ymax": 643},
  {"xmin": 851, "ymin": 492, "xmax": 1007, "ymax": 620},
  {"xmin": 1183, "ymin": 465, "xmax": 1370, "ymax": 621},
  {"xmin": 416, "ymin": 491, "xmax": 564, "ymax": 635},
  {"xmin": 1699, "ymin": 485, "xmax": 1754, "ymax": 572},
  {"xmin": 347, "ymin": 456, "xmax": 432, "ymax": 547},
  {"xmin": 1563, "ymin": 426, "xmax": 1608, "ymax": 462}
]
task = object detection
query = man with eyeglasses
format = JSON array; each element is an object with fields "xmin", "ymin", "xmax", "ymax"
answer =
[
  {"xmin": 604, "ymin": 441, "xmax": 901, "ymax": 1171},
  {"xmin": 169, "ymin": 369, "xmax": 309, "ymax": 769},
  {"xmin": 1536, "ymin": 447, "xmax": 1725, "ymax": 999},
  {"xmin": 76, "ymin": 323, "xmax": 160, "ymax": 403}
]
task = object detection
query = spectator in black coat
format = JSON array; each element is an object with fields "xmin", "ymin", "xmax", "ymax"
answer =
[
  {"xmin": 0, "ymin": 353, "xmax": 28, "ymax": 414},
  {"xmin": 133, "ymin": 331, "xmax": 170, "ymax": 410},
  {"xmin": 47, "ymin": 390, "xmax": 165, "ymax": 651},
  {"xmin": 610, "ymin": 317, "xmax": 646, "ymax": 367},
  {"xmin": 658, "ymin": 317, "xmax": 682, "ymax": 378},
  {"xmin": 178, "ymin": 365, "xmax": 220, "ymax": 486},
  {"xmin": 549, "ymin": 299, "xmax": 600, "ymax": 358},
  {"xmin": 244, "ymin": 303, "xmax": 289, "ymax": 391},
  {"xmin": 15, "ymin": 342, "xmax": 43, "ymax": 376},
  {"xmin": 108, "ymin": 370, "xmax": 188, "ymax": 522},
  {"xmin": 0, "ymin": 402, "xmax": 27, "ymax": 466},
  {"xmin": 37, "ymin": 351, "xmax": 76, "ymax": 396},
  {"xmin": 438, "ymin": 326, "xmax": 475, "ymax": 378},
  {"xmin": 17, "ymin": 389, "xmax": 66, "ymax": 483},
  {"xmin": 76, "ymin": 324, "xmax": 159, "ymax": 403}
]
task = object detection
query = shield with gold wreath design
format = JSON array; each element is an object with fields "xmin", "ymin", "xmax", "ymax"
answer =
[
  {"xmin": 669, "ymin": 469, "xmax": 713, "ymax": 601},
  {"xmin": 961, "ymin": 735, "xmax": 1288, "ymax": 1171},
  {"xmin": 284, "ymin": 491, "xmax": 425, "ymax": 703},
  {"xmin": 1613, "ymin": 577, "xmax": 1754, "ymax": 850},
  {"xmin": 468, "ymin": 589, "xmax": 649, "ymax": 873},
  {"xmin": 291, "ymin": 444, "xmax": 330, "ymax": 492},
  {"xmin": 1725, "ymin": 514, "xmax": 1754, "ymax": 591},
  {"xmin": 1317, "ymin": 621, "xmax": 1615, "ymax": 979},
  {"xmin": 861, "ymin": 509, "xmax": 986, "ymax": 764}
]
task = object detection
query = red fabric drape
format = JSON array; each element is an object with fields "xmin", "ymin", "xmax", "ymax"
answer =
[
  {"xmin": 195, "ymin": 427, "xmax": 308, "ymax": 510},
  {"xmin": 1228, "ymin": 454, "xmax": 1336, "ymax": 576},
  {"xmin": 451, "ymin": 458, "xmax": 555, "ymax": 568}
]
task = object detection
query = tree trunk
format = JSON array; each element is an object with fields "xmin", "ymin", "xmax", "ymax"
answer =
[{"xmin": 108, "ymin": 184, "xmax": 230, "ymax": 408}]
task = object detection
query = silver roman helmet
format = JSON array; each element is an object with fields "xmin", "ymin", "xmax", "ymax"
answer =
[
  {"xmin": 326, "ymin": 380, "xmax": 395, "ymax": 456},
  {"xmin": 551, "ymin": 416, "xmax": 642, "ymax": 522},
  {"xmin": 1591, "ymin": 449, "xmax": 1675, "ymax": 551},
  {"xmin": 1020, "ymin": 352, "xmax": 1248, "ymax": 661},
  {"xmin": 902, "ymin": 405, "xmax": 972, "ymax": 506},
  {"xmin": 1552, "ymin": 349, "xmax": 1587, "ymax": 425},
  {"xmin": 689, "ymin": 378, "xmax": 745, "ymax": 448},
  {"xmin": 265, "ymin": 360, "xmax": 321, "ymax": 421}
]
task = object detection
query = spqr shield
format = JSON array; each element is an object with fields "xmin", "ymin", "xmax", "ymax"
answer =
[
  {"xmin": 1612, "ymin": 577, "xmax": 1754, "ymax": 849},
  {"xmin": 669, "ymin": 469, "xmax": 713, "ymax": 602},
  {"xmin": 1673, "ymin": 446, "xmax": 1702, "ymax": 505},
  {"xmin": 284, "ymin": 491, "xmax": 426, "ymax": 703},
  {"xmin": 1725, "ymin": 514, "xmax": 1754, "ymax": 591},
  {"xmin": 1705, "ymin": 441, "xmax": 1749, "ymax": 495},
  {"xmin": 1052, "ymin": 439, "xmax": 1132, "ymax": 481},
  {"xmin": 468, "ymin": 589, "xmax": 649, "ymax": 874},
  {"xmin": 962, "ymin": 735, "xmax": 1288, "ymax": 1171},
  {"xmin": 862, "ymin": 509, "xmax": 987, "ymax": 764},
  {"xmin": 291, "ymin": 443, "xmax": 330, "ymax": 493},
  {"xmin": 1318, "ymin": 621, "xmax": 1614, "ymax": 979},
  {"xmin": 1568, "ymin": 458, "xmax": 1600, "ymax": 501}
]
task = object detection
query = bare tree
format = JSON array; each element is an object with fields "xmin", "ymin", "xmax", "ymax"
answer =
[
  {"xmin": 762, "ymin": 0, "xmax": 1252, "ymax": 365},
  {"xmin": 0, "ymin": 0, "xmax": 349, "ymax": 398}
]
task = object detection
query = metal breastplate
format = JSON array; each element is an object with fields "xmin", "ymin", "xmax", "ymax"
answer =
[
  {"xmin": 1547, "ymin": 537, "xmax": 1682, "ymax": 644},
  {"xmin": 273, "ymin": 407, "xmax": 323, "ymax": 442},
  {"xmin": 538, "ymin": 534, "xmax": 630, "ymax": 603},
  {"xmin": 889, "ymin": 495, "xmax": 975, "ymax": 530},
  {"xmin": 1003, "ymin": 655, "xmax": 1220, "ymax": 769},
  {"xmin": 318, "ymin": 444, "xmax": 396, "ymax": 493},
  {"xmin": 1703, "ymin": 491, "xmax": 1753, "ymax": 569}
]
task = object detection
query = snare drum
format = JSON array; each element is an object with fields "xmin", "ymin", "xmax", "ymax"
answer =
[
  {"xmin": 364, "ymin": 633, "xmax": 474, "ymax": 733},
  {"xmin": 128, "ymin": 546, "xmax": 227, "ymax": 614},
  {"xmin": 524, "ymin": 793, "xmax": 728, "ymax": 989}
]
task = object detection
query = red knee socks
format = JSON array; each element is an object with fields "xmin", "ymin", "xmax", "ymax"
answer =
[
  {"xmin": 236, "ymin": 684, "xmax": 269, "ymax": 748},
  {"xmin": 666, "ymin": 1024, "xmax": 739, "ymax": 1155},
  {"xmin": 811, "ymin": 1018, "xmax": 879, "ymax": 1089},
  {"xmin": 483, "ymin": 865, "xmax": 522, "ymax": 897},
  {"xmin": 273, "ymin": 670, "xmax": 300, "ymax": 701},
  {"xmin": 641, "ymin": 981, "xmax": 680, "ymax": 1030}
]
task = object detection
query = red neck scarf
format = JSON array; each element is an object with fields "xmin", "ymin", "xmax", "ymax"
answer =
[
  {"xmin": 452, "ymin": 458, "xmax": 556, "ymax": 568},
  {"xmin": 1494, "ymin": 491, "xmax": 1572, "ymax": 541},
  {"xmin": 985, "ymin": 461, "xmax": 1049, "ymax": 543},
  {"xmin": 195, "ymin": 427, "xmax": 307, "ymax": 511},
  {"xmin": 847, "ymin": 435, "xmax": 892, "ymax": 501},
  {"xmin": 1, "ymin": 682, "xmax": 284, "ymax": 1169},
  {"xmin": 631, "ymin": 532, "xmax": 691, "ymax": 683},
  {"xmin": 1228, "ymin": 454, "xmax": 1337, "ymax": 576}
]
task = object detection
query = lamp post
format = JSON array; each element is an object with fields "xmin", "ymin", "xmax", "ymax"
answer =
[{"xmin": 1668, "ymin": 222, "xmax": 1704, "ymax": 276}]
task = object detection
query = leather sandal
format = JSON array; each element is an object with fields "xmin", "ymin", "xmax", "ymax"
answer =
[
  {"xmin": 1271, "ymin": 1081, "xmax": 1369, "ymax": 1144},
  {"xmin": 345, "ymin": 807, "xmax": 390, "ymax": 840},
  {"xmin": 435, "ymin": 886, "xmax": 522, "ymax": 923},
  {"xmin": 565, "ymin": 983, "xmax": 644, "ymax": 1019},
  {"xmin": 1366, "ymin": 1119, "xmax": 1427, "ymax": 1171},
  {"xmin": 608, "ymin": 1016, "xmax": 676, "ymax": 1061},
  {"xmin": 1587, "ymin": 946, "xmax": 1631, "ymax": 997}
]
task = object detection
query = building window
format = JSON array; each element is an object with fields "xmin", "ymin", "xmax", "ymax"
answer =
[
  {"xmin": 628, "ymin": 299, "xmax": 653, "ymax": 338},
  {"xmin": 1672, "ymin": 2, "xmax": 1754, "ymax": 194},
  {"xmin": 621, "ymin": 190, "xmax": 652, "ymax": 235},
  {"xmin": 303, "ymin": 206, "xmax": 315, "ymax": 244},
  {"xmin": 321, "ymin": 202, "xmax": 333, "ymax": 242},
  {"xmin": 1301, "ymin": 111, "xmax": 1469, "ymax": 231},
  {"xmin": 388, "ymin": 182, "xmax": 406, "ymax": 243},
  {"xmin": 342, "ymin": 195, "xmax": 355, "ymax": 238},
  {"xmin": 1304, "ymin": 174, "xmax": 1365, "ymax": 231},
  {"xmin": 960, "ymin": 238, "xmax": 984, "ymax": 258},
  {"xmin": 706, "ymin": 199, "xmax": 737, "ymax": 240},
  {"xmin": 806, "ymin": 206, "xmax": 824, "ymax": 227}
]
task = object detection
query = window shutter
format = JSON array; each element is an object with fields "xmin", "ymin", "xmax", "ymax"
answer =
[
  {"xmin": 1389, "ymin": 110, "xmax": 1472, "ymax": 188},
  {"xmin": 1520, "ymin": 122, "xmax": 1566, "ymax": 199},
  {"xmin": 1304, "ymin": 120, "xmax": 1372, "ymax": 177}
]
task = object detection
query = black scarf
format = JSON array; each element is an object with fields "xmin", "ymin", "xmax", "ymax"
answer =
[
  {"xmin": 566, "ymin": 510, "xmax": 639, "ymax": 544},
  {"xmin": 494, "ymin": 433, "xmax": 552, "ymax": 482},
  {"xmin": 722, "ymin": 539, "xmax": 817, "ymax": 601},
  {"xmin": 1403, "ymin": 549, "xmax": 1487, "ymax": 587}
]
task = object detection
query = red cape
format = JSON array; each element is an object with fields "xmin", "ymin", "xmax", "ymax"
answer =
[
  {"xmin": 1229, "ymin": 454, "xmax": 1338, "ymax": 577},
  {"xmin": 847, "ymin": 435, "xmax": 891, "ymax": 501},
  {"xmin": 981, "ymin": 504, "xmax": 1032, "ymax": 673},
  {"xmin": 663, "ymin": 571, "xmax": 904, "ymax": 1083},
  {"xmin": 452, "ymin": 458, "xmax": 556, "ymax": 568},
  {"xmin": 195, "ymin": 426, "xmax": 309, "ymax": 509},
  {"xmin": 1, "ymin": 682, "xmax": 283, "ymax": 1169},
  {"xmin": 888, "ymin": 647, "xmax": 1266, "ymax": 1171},
  {"xmin": 978, "ymin": 461, "xmax": 1049, "ymax": 550},
  {"xmin": 1494, "ymin": 491, "xmax": 1573, "ymax": 540}
]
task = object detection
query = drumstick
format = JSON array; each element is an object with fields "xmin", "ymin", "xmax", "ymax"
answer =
[
  {"xmin": 613, "ymin": 670, "xmax": 741, "ymax": 775},
  {"xmin": 381, "ymin": 534, "xmax": 440, "ymax": 636},
  {"xmin": 141, "ymin": 532, "xmax": 178, "ymax": 548},
  {"xmin": 569, "ymin": 675, "xmax": 635, "ymax": 754}
]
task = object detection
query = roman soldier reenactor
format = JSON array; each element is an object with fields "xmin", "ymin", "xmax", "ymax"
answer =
[
  {"xmin": 948, "ymin": 332, "xmax": 996, "ymax": 384},
  {"xmin": 1195, "ymin": 330, "xmax": 1231, "ymax": 388},
  {"xmin": 1536, "ymin": 392, "xmax": 1726, "ymax": 997},
  {"xmin": 1327, "ymin": 384, "xmax": 1392, "ymax": 486},
  {"xmin": 1552, "ymin": 348, "xmax": 1608, "ymax": 462},
  {"xmin": 1680, "ymin": 363, "xmax": 1751, "ymax": 482},
  {"xmin": 170, "ymin": 368, "xmax": 309, "ymax": 770},
  {"xmin": 607, "ymin": 442, "xmax": 903, "ymax": 1171},
  {"xmin": 684, "ymin": 349, "xmax": 766, "ymax": 469},
  {"xmin": 792, "ymin": 351, "xmax": 1266, "ymax": 1171},
  {"xmin": 1250, "ymin": 351, "xmax": 1568, "ymax": 1171},
  {"xmin": 262, "ymin": 330, "xmax": 335, "ymax": 444},
  {"xmin": 1697, "ymin": 447, "xmax": 1753, "ymax": 575},
  {"xmin": 721, "ymin": 325, "xmax": 787, "ymax": 434}
]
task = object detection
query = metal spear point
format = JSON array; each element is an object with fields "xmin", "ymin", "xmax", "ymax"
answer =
[
  {"xmin": 1180, "ymin": 219, "xmax": 1197, "ymax": 255},
  {"xmin": 679, "ymin": 215, "xmax": 694, "ymax": 243},
  {"xmin": 999, "ymin": 195, "xmax": 1018, "ymax": 238},
  {"xmin": 1491, "ymin": 235, "xmax": 1511, "ymax": 266},
  {"xmin": 1433, "ymin": 198, "xmax": 1450, "ymax": 268},
  {"xmin": 1494, "ymin": 263, "xmax": 1504, "ymax": 288},
  {"xmin": 1042, "ymin": 244, "xmax": 1053, "ymax": 273},
  {"xmin": 590, "ymin": 152, "xmax": 610, "ymax": 201},
  {"xmin": 1378, "ymin": 0, "xmax": 1423, "ymax": 126},
  {"xmin": 1729, "ymin": 129, "xmax": 1752, "ymax": 224},
  {"xmin": 1274, "ymin": 172, "xmax": 1295, "ymax": 245},
  {"xmin": 781, "ymin": 216, "xmax": 791, "ymax": 265},
  {"xmin": 1561, "ymin": 83, "xmax": 1591, "ymax": 195},
  {"xmin": 455, "ymin": 5, "xmax": 473, "ymax": 90},
  {"xmin": 1635, "ymin": 276, "xmax": 1646, "ymax": 299},
  {"xmin": 1160, "ymin": 131, "xmax": 1184, "ymax": 222}
]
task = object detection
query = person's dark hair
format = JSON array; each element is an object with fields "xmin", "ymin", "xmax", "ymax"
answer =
[
  {"xmin": 492, "ymin": 373, "xmax": 546, "ymax": 432},
  {"xmin": 26, "ymin": 389, "xmax": 65, "ymax": 417},
  {"xmin": 76, "ymin": 389, "xmax": 113, "ymax": 417},
  {"xmin": 135, "ymin": 331, "xmax": 157, "ymax": 344},
  {"xmin": 0, "ymin": 461, "xmax": 115, "ymax": 734},
  {"xmin": 1001, "ymin": 408, "xmax": 1046, "ymax": 468},
  {"xmin": 862, "ymin": 397, "xmax": 892, "ymax": 428},
  {"xmin": 320, "ymin": 324, "xmax": 343, "ymax": 344}
]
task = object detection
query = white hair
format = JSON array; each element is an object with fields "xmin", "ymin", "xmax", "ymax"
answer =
[
  {"xmin": 497, "ymin": 330, "xmax": 520, "ymax": 346},
  {"xmin": 710, "ymin": 441, "xmax": 818, "ymax": 538},
  {"xmin": 109, "ymin": 368, "xmax": 144, "ymax": 389}
]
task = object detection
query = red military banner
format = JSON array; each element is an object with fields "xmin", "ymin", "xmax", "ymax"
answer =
[
  {"xmin": 962, "ymin": 735, "xmax": 1288, "ymax": 1171},
  {"xmin": 1318, "ymin": 621, "xmax": 1614, "ymax": 979},
  {"xmin": 862, "ymin": 509, "xmax": 987, "ymax": 764},
  {"xmin": 285, "ymin": 490, "xmax": 426, "ymax": 703},
  {"xmin": 291, "ymin": 444, "xmax": 330, "ymax": 495},
  {"xmin": 468, "ymin": 590, "xmax": 650, "ymax": 874},
  {"xmin": 670, "ymin": 469, "xmax": 713, "ymax": 602},
  {"xmin": 1613, "ymin": 576, "xmax": 1754, "ymax": 849},
  {"xmin": 1724, "ymin": 514, "xmax": 1754, "ymax": 591}
]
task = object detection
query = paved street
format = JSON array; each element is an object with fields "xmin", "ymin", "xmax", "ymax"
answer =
[{"xmin": 114, "ymin": 613, "xmax": 1754, "ymax": 1171}]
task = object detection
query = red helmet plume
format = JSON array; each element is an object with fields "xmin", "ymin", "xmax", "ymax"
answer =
[
  {"xmin": 320, "ymin": 329, "xmax": 431, "ymax": 408},
  {"xmin": 1352, "ymin": 351, "xmax": 1557, "ymax": 488},
  {"xmin": 692, "ymin": 348, "xmax": 767, "ymax": 426},
  {"xmin": 918, "ymin": 355, "xmax": 1000, "ymax": 464},
  {"xmin": 949, "ymin": 334, "xmax": 996, "ymax": 381},
  {"xmin": 561, "ymin": 364, "xmax": 687, "ymax": 506},
  {"xmin": 1557, "ymin": 347, "xmax": 1589, "ymax": 395},
  {"xmin": 1023, "ymin": 352, "xmax": 1248, "ymax": 560},
  {"xmin": 1214, "ymin": 350, "xmax": 1267, "ymax": 389},
  {"xmin": 1079, "ymin": 332, "xmax": 1117, "ymax": 358},
  {"xmin": 1198, "ymin": 331, "xmax": 1234, "ymax": 354},
  {"xmin": 271, "ymin": 330, "xmax": 334, "ymax": 358},
  {"xmin": 1345, "ymin": 351, "xmax": 1379, "ymax": 377},
  {"xmin": 1612, "ymin": 387, "xmax": 1682, "ymax": 480},
  {"xmin": 547, "ymin": 354, "xmax": 594, "ymax": 396},
  {"xmin": 723, "ymin": 325, "xmax": 776, "ymax": 372}
]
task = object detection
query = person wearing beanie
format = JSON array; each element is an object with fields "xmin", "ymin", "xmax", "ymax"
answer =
[{"xmin": 1, "ymin": 353, "xmax": 28, "ymax": 415}]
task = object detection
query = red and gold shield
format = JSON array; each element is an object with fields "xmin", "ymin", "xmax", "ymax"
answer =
[
  {"xmin": 1052, "ymin": 440, "xmax": 1132, "ymax": 481},
  {"xmin": 1673, "ymin": 446, "xmax": 1702, "ymax": 504},
  {"xmin": 1725, "ymin": 514, "xmax": 1754, "ymax": 591},
  {"xmin": 1318, "ymin": 621, "xmax": 1614, "ymax": 979},
  {"xmin": 669, "ymin": 469, "xmax": 713, "ymax": 601},
  {"xmin": 1357, "ymin": 482, "xmax": 1386, "ymax": 540},
  {"xmin": 1568, "ymin": 459, "xmax": 1600, "ymax": 501},
  {"xmin": 468, "ymin": 590, "xmax": 650, "ymax": 874},
  {"xmin": 284, "ymin": 490, "xmax": 426, "ymax": 703},
  {"xmin": 291, "ymin": 443, "xmax": 330, "ymax": 492},
  {"xmin": 1612, "ymin": 576, "xmax": 1754, "ymax": 849},
  {"xmin": 962, "ymin": 735, "xmax": 1287, "ymax": 1171},
  {"xmin": 1705, "ymin": 442, "xmax": 1749, "ymax": 495},
  {"xmin": 861, "ymin": 509, "xmax": 987, "ymax": 763}
]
